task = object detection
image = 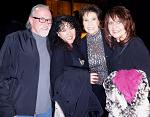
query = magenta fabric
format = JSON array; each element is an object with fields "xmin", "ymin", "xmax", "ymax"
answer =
[{"xmin": 112, "ymin": 69, "xmax": 142, "ymax": 103}]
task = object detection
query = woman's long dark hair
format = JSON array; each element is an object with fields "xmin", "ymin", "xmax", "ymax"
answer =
[{"xmin": 49, "ymin": 15, "xmax": 81, "ymax": 50}]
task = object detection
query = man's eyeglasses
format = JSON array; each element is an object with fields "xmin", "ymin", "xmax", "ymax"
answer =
[{"xmin": 32, "ymin": 17, "xmax": 52, "ymax": 24}]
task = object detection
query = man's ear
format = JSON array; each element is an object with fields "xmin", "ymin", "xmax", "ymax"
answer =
[{"xmin": 29, "ymin": 16, "xmax": 33, "ymax": 25}]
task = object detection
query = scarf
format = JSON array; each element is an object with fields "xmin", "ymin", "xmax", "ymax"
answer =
[{"xmin": 87, "ymin": 30, "xmax": 108, "ymax": 85}]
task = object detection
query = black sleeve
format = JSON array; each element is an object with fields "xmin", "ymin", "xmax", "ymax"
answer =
[
  {"xmin": 131, "ymin": 38, "xmax": 150, "ymax": 84},
  {"xmin": 0, "ymin": 35, "xmax": 16, "ymax": 116},
  {"xmin": 50, "ymin": 47, "xmax": 65, "ymax": 97}
]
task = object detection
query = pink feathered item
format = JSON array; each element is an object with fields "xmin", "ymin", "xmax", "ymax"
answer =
[
  {"xmin": 112, "ymin": 69, "xmax": 142, "ymax": 103},
  {"xmin": 103, "ymin": 69, "xmax": 150, "ymax": 117}
]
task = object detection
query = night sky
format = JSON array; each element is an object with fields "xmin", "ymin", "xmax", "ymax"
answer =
[{"xmin": 0, "ymin": 0, "xmax": 45, "ymax": 47}]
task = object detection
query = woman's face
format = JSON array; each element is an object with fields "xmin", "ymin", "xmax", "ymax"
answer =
[
  {"xmin": 83, "ymin": 12, "xmax": 100, "ymax": 35},
  {"xmin": 57, "ymin": 22, "xmax": 76, "ymax": 45},
  {"xmin": 108, "ymin": 16, "xmax": 127, "ymax": 42}
]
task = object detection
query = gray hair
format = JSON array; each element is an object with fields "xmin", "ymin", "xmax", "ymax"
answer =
[{"xmin": 26, "ymin": 4, "xmax": 50, "ymax": 29}]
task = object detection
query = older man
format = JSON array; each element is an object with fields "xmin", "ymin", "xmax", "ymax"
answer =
[{"xmin": 0, "ymin": 4, "xmax": 53, "ymax": 117}]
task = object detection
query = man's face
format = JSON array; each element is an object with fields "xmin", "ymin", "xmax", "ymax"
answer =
[{"xmin": 29, "ymin": 7, "xmax": 52, "ymax": 37}]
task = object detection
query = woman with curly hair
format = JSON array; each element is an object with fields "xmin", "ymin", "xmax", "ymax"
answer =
[
  {"xmin": 79, "ymin": 4, "xmax": 113, "ymax": 117},
  {"xmin": 50, "ymin": 16, "xmax": 103, "ymax": 117}
]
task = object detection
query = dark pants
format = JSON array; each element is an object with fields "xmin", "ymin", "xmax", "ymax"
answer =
[{"xmin": 92, "ymin": 85, "xmax": 108, "ymax": 117}]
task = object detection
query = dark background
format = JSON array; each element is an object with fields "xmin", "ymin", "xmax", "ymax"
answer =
[
  {"xmin": 0, "ymin": 0, "xmax": 149, "ymax": 50},
  {"xmin": 0, "ymin": 0, "xmax": 45, "ymax": 47}
]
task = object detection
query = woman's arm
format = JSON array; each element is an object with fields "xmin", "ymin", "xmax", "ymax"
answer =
[
  {"xmin": 131, "ymin": 37, "xmax": 150, "ymax": 83},
  {"xmin": 50, "ymin": 47, "xmax": 65, "ymax": 96}
]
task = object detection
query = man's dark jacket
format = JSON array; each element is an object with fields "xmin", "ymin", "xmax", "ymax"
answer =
[{"xmin": 0, "ymin": 29, "xmax": 52, "ymax": 117}]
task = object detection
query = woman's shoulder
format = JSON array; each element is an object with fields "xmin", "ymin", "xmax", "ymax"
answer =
[
  {"xmin": 130, "ymin": 36, "xmax": 144, "ymax": 44},
  {"xmin": 127, "ymin": 36, "xmax": 150, "ymax": 55},
  {"xmin": 52, "ymin": 45, "xmax": 65, "ymax": 56},
  {"xmin": 129, "ymin": 36, "xmax": 147, "ymax": 48}
]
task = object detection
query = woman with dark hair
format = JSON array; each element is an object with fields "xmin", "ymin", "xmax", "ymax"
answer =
[
  {"xmin": 104, "ymin": 5, "xmax": 150, "ymax": 79},
  {"xmin": 50, "ymin": 16, "xmax": 103, "ymax": 117},
  {"xmin": 79, "ymin": 4, "xmax": 112, "ymax": 117},
  {"xmin": 103, "ymin": 6, "xmax": 150, "ymax": 116}
]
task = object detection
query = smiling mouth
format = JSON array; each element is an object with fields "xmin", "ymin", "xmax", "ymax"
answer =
[
  {"xmin": 67, "ymin": 37, "xmax": 73, "ymax": 40},
  {"xmin": 87, "ymin": 28, "xmax": 93, "ymax": 30},
  {"xmin": 112, "ymin": 30, "xmax": 119, "ymax": 33}
]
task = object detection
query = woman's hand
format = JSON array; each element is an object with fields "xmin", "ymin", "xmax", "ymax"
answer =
[{"xmin": 90, "ymin": 72, "xmax": 99, "ymax": 84}]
